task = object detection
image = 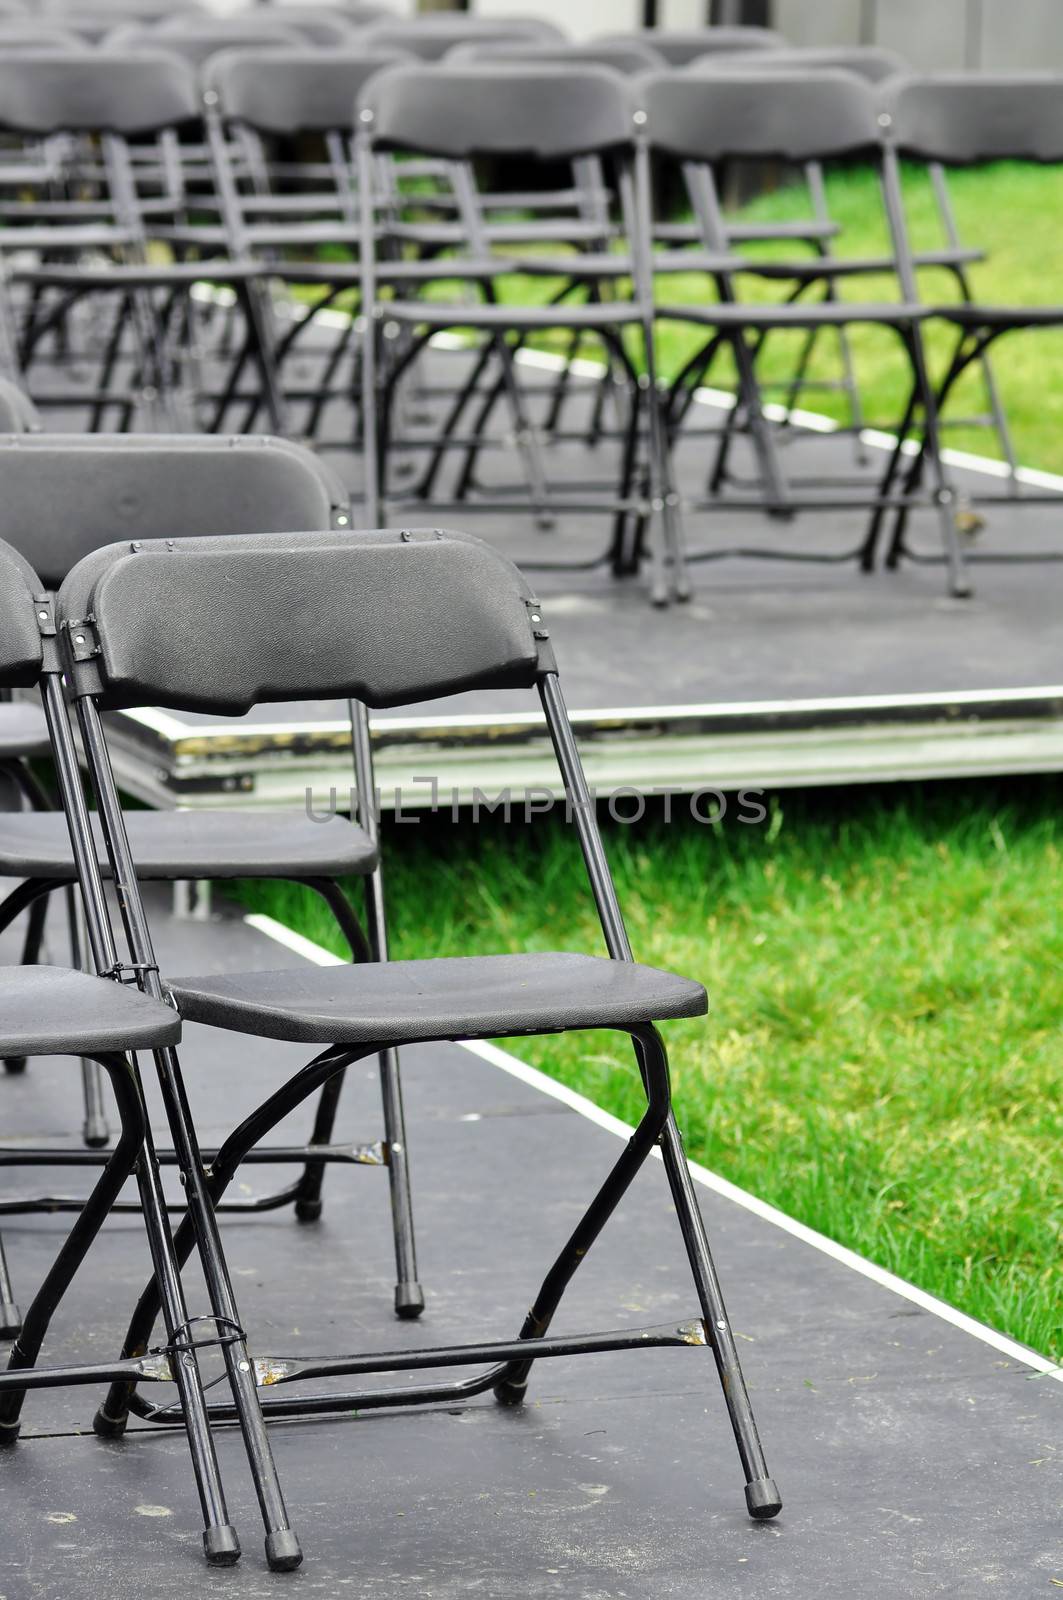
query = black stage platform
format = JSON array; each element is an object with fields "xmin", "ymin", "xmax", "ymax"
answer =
[
  {"xmin": 66, "ymin": 343, "xmax": 1063, "ymax": 808},
  {"xmin": 0, "ymin": 896, "xmax": 1059, "ymax": 1597}
]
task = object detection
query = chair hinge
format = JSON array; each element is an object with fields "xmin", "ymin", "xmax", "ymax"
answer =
[
  {"xmin": 32, "ymin": 593, "xmax": 56, "ymax": 640},
  {"xmin": 104, "ymin": 960, "xmax": 160, "ymax": 986},
  {"xmin": 63, "ymin": 615, "xmax": 101, "ymax": 661},
  {"xmin": 525, "ymin": 598, "xmax": 549, "ymax": 640}
]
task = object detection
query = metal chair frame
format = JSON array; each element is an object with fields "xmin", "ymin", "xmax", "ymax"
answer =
[
  {"xmin": 45, "ymin": 525, "xmax": 780, "ymax": 1566},
  {"xmin": 0, "ymin": 435, "xmax": 423, "ymax": 1326}
]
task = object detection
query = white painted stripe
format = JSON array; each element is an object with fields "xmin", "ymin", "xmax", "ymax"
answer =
[{"xmin": 243, "ymin": 909, "xmax": 1062, "ymax": 1382}]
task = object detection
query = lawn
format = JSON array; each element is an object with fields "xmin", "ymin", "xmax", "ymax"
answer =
[{"xmin": 233, "ymin": 776, "xmax": 1063, "ymax": 1362}]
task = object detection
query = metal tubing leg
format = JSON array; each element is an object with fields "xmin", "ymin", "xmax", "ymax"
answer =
[
  {"xmin": 149, "ymin": 1043, "xmax": 302, "ymax": 1571},
  {"xmin": 0, "ymin": 1234, "xmax": 20, "ymax": 1339},
  {"xmin": 65, "ymin": 884, "xmax": 110, "ymax": 1148},
  {"xmin": 491, "ymin": 1022, "xmax": 672, "ymax": 1405},
  {"xmin": 0, "ymin": 1055, "xmax": 148, "ymax": 1442},
  {"xmin": 657, "ymin": 1109, "xmax": 781, "ymax": 1520},
  {"xmin": 0, "ymin": 1044, "xmax": 239, "ymax": 1571},
  {"xmin": 98, "ymin": 1047, "xmax": 363, "ymax": 1433},
  {"xmin": 3, "ymin": 883, "xmax": 51, "ymax": 1075}
]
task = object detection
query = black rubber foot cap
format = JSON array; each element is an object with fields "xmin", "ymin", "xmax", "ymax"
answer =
[
  {"xmin": 204, "ymin": 1524, "xmax": 241, "ymax": 1566},
  {"xmin": 0, "ymin": 1421, "xmax": 21, "ymax": 1448},
  {"xmin": 745, "ymin": 1478, "xmax": 782, "ymax": 1520},
  {"xmin": 83, "ymin": 1118, "xmax": 110, "ymax": 1150},
  {"xmin": 2, "ymin": 1059, "xmax": 27, "ymax": 1075},
  {"xmin": 0, "ymin": 1303, "xmax": 21, "ymax": 1340},
  {"xmin": 492, "ymin": 1379, "xmax": 528, "ymax": 1408},
  {"xmin": 265, "ymin": 1529, "xmax": 303, "ymax": 1572},
  {"xmin": 394, "ymin": 1283, "xmax": 425, "ymax": 1320},
  {"xmin": 294, "ymin": 1197, "xmax": 322, "ymax": 1224},
  {"xmin": 92, "ymin": 1406, "xmax": 129, "ymax": 1440}
]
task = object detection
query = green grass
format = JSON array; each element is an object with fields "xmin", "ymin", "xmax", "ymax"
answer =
[{"xmin": 232, "ymin": 778, "xmax": 1063, "ymax": 1361}]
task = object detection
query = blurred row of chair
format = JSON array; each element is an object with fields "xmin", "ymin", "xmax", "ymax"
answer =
[{"xmin": 1, "ymin": 30, "xmax": 1059, "ymax": 602}]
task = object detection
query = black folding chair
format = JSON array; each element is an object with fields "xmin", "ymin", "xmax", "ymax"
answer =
[
  {"xmin": 0, "ymin": 433, "xmax": 424, "ymax": 1320},
  {"xmin": 866, "ymin": 72, "xmax": 1063, "ymax": 575},
  {"xmin": 357, "ymin": 62, "xmax": 686, "ymax": 604},
  {"xmin": 53, "ymin": 523, "xmax": 781, "ymax": 1533},
  {"xmin": 0, "ymin": 535, "xmax": 250, "ymax": 1569},
  {"xmin": 687, "ymin": 45, "xmax": 1020, "ymax": 486},
  {"xmin": 0, "ymin": 50, "xmax": 205, "ymax": 430},
  {"xmin": 636, "ymin": 68, "xmax": 972, "ymax": 596},
  {"xmin": 175, "ymin": 47, "xmax": 413, "ymax": 441}
]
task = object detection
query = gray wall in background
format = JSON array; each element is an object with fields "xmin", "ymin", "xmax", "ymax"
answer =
[{"xmin": 773, "ymin": 0, "xmax": 1063, "ymax": 70}]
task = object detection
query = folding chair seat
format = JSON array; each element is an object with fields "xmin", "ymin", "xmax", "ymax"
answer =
[
  {"xmin": 51, "ymin": 522, "xmax": 780, "ymax": 1555},
  {"xmin": 863, "ymin": 72, "xmax": 1063, "ymax": 574},
  {"xmin": 173, "ymin": 951, "xmax": 706, "ymax": 1045},
  {"xmin": 0, "ymin": 806, "xmax": 377, "ymax": 880},
  {"xmin": 0, "ymin": 964, "xmax": 180, "ymax": 1057},
  {"xmin": 0, "ymin": 434, "xmax": 423, "ymax": 1324},
  {"xmin": 358, "ymin": 62, "xmax": 684, "ymax": 604},
  {"xmin": 637, "ymin": 68, "xmax": 972, "ymax": 597},
  {"xmin": 0, "ymin": 535, "xmax": 257, "ymax": 1571}
]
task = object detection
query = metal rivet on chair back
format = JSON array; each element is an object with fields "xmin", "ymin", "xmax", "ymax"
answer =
[
  {"xmin": 885, "ymin": 73, "xmax": 1063, "ymax": 164},
  {"xmin": 206, "ymin": 47, "xmax": 408, "ymax": 134},
  {"xmin": 637, "ymin": 68, "xmax": 881, "ymax": 163},
  {"xmin": 362, "ymin": 63, "xmax": 632, "ymax": 160},
  {"xmin": 0, "ymin": 435, "xmax": 349, "ymax": 586},
  {"xmin": 0, "ymin": 50, "xmax": 199, "ymax": 135},
  {"xmin": 58, "ymin": 529, "xmax": 548, "ymax": 713}
]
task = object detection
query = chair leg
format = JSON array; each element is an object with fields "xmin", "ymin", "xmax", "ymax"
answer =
[
  {"xmin": 291, "ymin": 879, "xmax": 425, "ymax": 1319},
  {"xmin": 3, "ymin": 891, "xmax": 49, "ymax": 1075},
  {"xmin": 657, "ymin": 1110, "xmax": 781, "ymax": 1520},
  {"xmin": 0, "ymin": 1234, "xmax": 20, "ymax": 1340},
  {"xmin": 66, "ymin": 886, "xmax": 110, "ymax": 1149},
  {"xmin": 149, "ymin": 1043, "xmax": 302, "ymax": 1572}
]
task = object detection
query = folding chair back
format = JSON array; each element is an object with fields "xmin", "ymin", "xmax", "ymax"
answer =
[
  {"xmin": 363, "ymin": 62, "xmax": 632, "ymax": 160},
  {"xmin": 597, "ymin": 25, "xmax": 785, "ymax": 65},
  {"xmin": 636, "ymin": 67, "xmax": 880, "ymax": 163},
  {"xmin": 445, "ymin": 39, "xmax": 667, "ymax": 75},
  {"xmin": 207, "ymin": 47, "xmax": 408, "ymax": 135},
  {"xmin": 106, "ymin": 20, "xmax": 306, "ymax": 65},
  {"xmin": 192, "ymin": 6, "xmax": 360, "ymax": 49},
  {"xmin": 0, "ymin": 434, "xmax": 350, "ymax": 585},
  {"xmin": 691, "ymin": 44, "xmax": 907, "ymax": 84},
  {"xmin": 59, "ymin": 529, "xmax": 548, "ymax": 715},
  {"xmin": 0, "ymin": 541, "xmax": 44, "ymax": 689},
  {"xmin": 357, "ymin": 15, "xmax": 564, "ymax": 60},
  {"xmin": 0, "ymin": 22, "xmax": 91, "ymax": 49},
  {"xmin": 0, "ymin": 50, "xmax": 199, "ymax": 136},
  {"xmin": 884, "ymin": 73, "xmax": 1063, "ymax": 164}
]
